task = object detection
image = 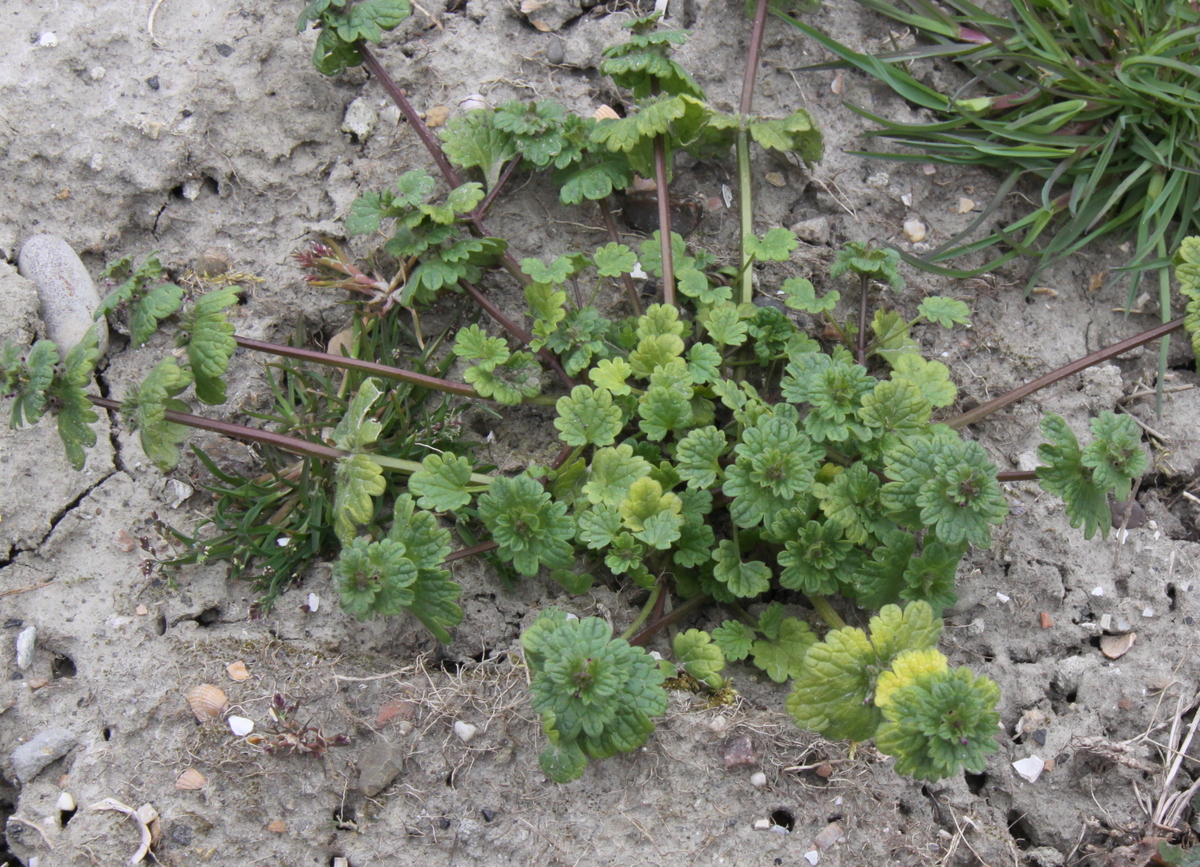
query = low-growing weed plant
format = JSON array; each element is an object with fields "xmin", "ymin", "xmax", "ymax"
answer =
[{"xmin": 1, "ymin": 0, "xmax": 1193, "ymax": 786}]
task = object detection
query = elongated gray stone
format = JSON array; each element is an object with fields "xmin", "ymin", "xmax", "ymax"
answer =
[
  {"xmin": 17, "ymin": 234, "xmax": 108, "ymax": 356},
  {"xmin": 11, "ymin": 728, "xmax": 77, "ymax": 783}
]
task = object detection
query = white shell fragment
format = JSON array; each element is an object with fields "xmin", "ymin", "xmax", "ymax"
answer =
[
  {"xmin": 995, "ymin": 592, "xmax": 1011, "ymax": 604},
  {"xmin": 56, "ymin": 791, "xmax": 76, "ymax": 812},
  {"xmin": 306, "ymin": 593, "xmax": 320, "ymax": 613},
  {"xmin": 18, "ymin": 234, "xmax": 109, "ymax": 357},
  {"xmin": 1092, "ymin": 586, "xmax": 1105, "ymax": 597},
  {"xmin": 1100, "ymin": 633, "xmax": 1136, "ymax": 659},
  {"xmin": 750, "ymin": 771, "xmax": 767, "ymax": 788},
  {"xmin": 804, "ymin": 851, "xmax": 820, "ymax": 866},
  {"xmin": 957, "ymin": 197, "xmax": 976, "ymax": 214},
  {"xmin": 903, "ymin": 219, "xmax": 927, "ymax": 242},
  {"xmin": 1012, "ymin": 755, "xmax": 1045, "ymax": 783},
  {"xmin": 228, "ymin": 716, "xmax": 254, "ymax": 737},
  {"xmin": 15, "ymin": 627, "xmax": 36, "ymax": 671},
  {"xmin": 454, "ymin": 721, "xmax": 477, "ymax": 743}
]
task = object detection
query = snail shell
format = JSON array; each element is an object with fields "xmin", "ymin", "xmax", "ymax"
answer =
[
  {"xmin": 186, "ymin": 685, "xmax": 228, "ymax": 722},
  {"xmin": 175, "ymin": 768, "xmax": 206, "ymax": 790}
]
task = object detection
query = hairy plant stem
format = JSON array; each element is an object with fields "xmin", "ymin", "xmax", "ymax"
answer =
[
  {"xmin": 809, "ymin": 595, "xmax": 847, "ymax": 631},
  {"xmin": 629, "ymin": 592, "xmax": 711, "ymax": 647},
  {"xmin": 653, "ymin": 135, "xmax": 676, "ymax": 306},
  {"xmin": 736, "ymin": 0, "xmax": 770, "ymax": 305},
  {"xmin": 357, "ymin": 41, "xmax": 576, "ymax": 385},
  {"xmin": 359, "ymin": 44, "xmax": 526, "ymax": 284},
  {"xmin": 475, "ymin": 157, "xmax": 523, "ymax": 221},
  {"xmin": 598, "ymin": 197, "xmax": 643, "ymax": 315},
  {"xmin": 234, "ymin": 336, "xmax": 480, "ymax": 397},
  {"xmin": 87, "ymin": 398, "xmax": 495, "ymax": 486},
  {"xmin": 856, "ymin": 274, "xmax": 869, "ymax": 366},
  {"xmin": 946, "ymin": 317, "xmax": 1185, "ymax": 430},
  {"xmin": 458, "ymin": 280, "xmax": 575, "ymax": 388},
  {"xmin": 444, "ymin": 539, "xmax": 500, "ymax": 563},
  {"xmin": 620, "ymin": 582, "xmax": 664, "ymax": 641}
]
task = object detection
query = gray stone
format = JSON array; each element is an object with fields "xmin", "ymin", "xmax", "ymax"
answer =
[
  {"xmin": 545, "ymin": 35, "xmax": 565, "ymax": 65},
  {"xmin": 11, "ymin": 728, "xmax": 78, "ymax": 783},
  {"xmin": 15, "ymin": 627, "xmax": 36, "ymax": 670},
  {"xmin": 790, "ymin": 216, "xmax": 830, "ymax": 246},
  {"xmin": 17, "ymin": 234, "xmax": 108, "ymax": 356},
  {"xmin": 358, "ymin": 742, "xmax": 406, "ymax": 796},
  {"xmin": 341, "ymin": 97, "xmax": 378, "ymax": 141}
]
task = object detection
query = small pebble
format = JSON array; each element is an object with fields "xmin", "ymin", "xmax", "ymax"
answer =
[
  {"xmin": 146, "ymin": 75, "xmax": 160, "ymax": 90},
  {"xmin": 1039, "ymin": 612, "xmax": 1053, "ymax": 629},
  {"xmin": 1092, "ymin": 587, "xmax": 1105, "ymax": 597},
  {"xmin": 342, "ymin": 97, "xmax": 378, "ymax": 140},
  {"xmin": 545, "ymin": 35, "xmax": 565, "ymax": 64},
  {"xmin": 753, "ymin": 818, "xmax": 772, "ymax": 830},
  {"xmin": 995, "ymin": 592, "xmax": 1010, "ymax": 604},
  {"xmin": 358, "ymin": 742, "xmax": 406, "ymax": 796},
  {"xmin": 708, "ymin": 714, "xmax": 729, "ymax": 733},
  {"xmin": 215, "ymin": 43, "xmax": 234, "ymax": 57},
  {"xmin": 305, "ymin": 593, "xmax": 320, "ymax": 613},
  {"xmin": 56, "ymin": 792, "xmax": 75, "ymax": 812},
  {"xmin": 88, "ymin": 67, "xmax": 106, "ymax": 81},
  {"xmin": 267, "ymin": 819, "xmax": 286, "ymax": 834},
  {"xmin": 1012, "ymin": 755, "xmax": 1045, "ymax": 783},
  {"xmin": 18, "ymin": 234, "xmax": 109, "ymax": 356},
  {"xmin": 11, "ymin": 728, "xmax": 78, "ymax": 783},
  {"xmin": 866, "ymin": 171, "xmax": 890, "ymax": 189},
  {"xmin": 454, "ymin": 721, "xmax": 477, "ymax": 743},
  {"xmin": 765, "ymin": 172, "xmax": 786, "ymax": 188},
  {"xmin": 15, "ymin": 627, "xmax": 36, "ymax": 670},
  {"xmin": 790, "ymin": 216, "xmax": 830, "ymax": 246},
  {"xmin": 903, "ymin": 219, "xmax": 927, "ymax": 243},
  {"xmin": 722, "ymin": 735, "xmax": 756, "ymax": 768},
  {"xmin": 804, "ymin": 851, "xmax": 820, "ymax": 866},
  {"xmin": 36, "ymin": 32, "xmax": 58, "ymax": 48},
  {"xmin": 813, "ymin": 822, "xmax": 843, "ymax": 851},
  {"xmin": 750, "ymin": 771, "xmax": 767, "ymax": 788},
  {"xmin": 956, "ymin": 197, "xmax": 975, "ymax": 213}
]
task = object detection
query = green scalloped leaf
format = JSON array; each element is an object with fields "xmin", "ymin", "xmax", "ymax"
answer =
[
  {"xmin": 674, "ymin": 629, "xmax": 726, "ymax": 689},
  {"xmin": 178, "ymin": 287, "xmax": 240, "ymax": 405},
  {"xmin": 122, "ymin": 357, "xmax": 193, "ymax": 471},
  {"xmin": 409, "ymin": 453, "xmax": 475, "ymax": 512},
  {"xmin": 334, "ymin": 453, "xmax": 386, "ymax": 544}
]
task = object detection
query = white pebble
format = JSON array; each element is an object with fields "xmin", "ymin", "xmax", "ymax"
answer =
[
  {"xmin": 342, "ymin": 97, "xmax": 378, "ymax": 140},
  {"xmin": 804, "ymin": 851, "xmax": 820, "ymax": 866},
  {"xmin": 995, "ymin": 592, "xmax": 1010, "ymax": 604},
  {"xmin": 36, "ymin": 32, "xmax": 58, "ymax": 48},
  {"xmin": 306, "ymin": 593, "xmax": 320, "ymax": 613},
  {"xmin": 88, "ymin": 67, "xmax": 106, "ymax": 81},
  {"xmin": 228, "ymin": 716, "xmax": 254, "ymax": 737},
  {"xmin": 753, "ymin": 818, "xmax": 772, "ymax": 830},
  {"xmin": 1092, "ymin": 586, "xmax": 1105, "ymax": 597},
  {"xmin": 1012, "ymin": 755, "xmax": 1044, "ymax": 783},
  {"xmin": 56, "ymin": 792, "xmax": 75, "ymax": 812},
  {"xmin": 18, "ymin": 234, "xmax": 109, "ymax": 356},
  {"xmin": 454, "ymin": 721, "xmax": 477, "ymax": 743},
  {"xmin": 15, "ymin": 627, "xmax": 36, "ymax": 671},
  {"xmin": 750, "ymin": 771, "xmax": 767, "ymax": 788},
  {"xmin": 1143, "ymin": 607, "xmax": 1155, "ymax": 618},
  {"xmin": 903, "ymin": 219, "xmax": 927, "ymax": 243},
  {"xmin": 709, "ymin": 714, "xmax": 729, "ymax": 733}
]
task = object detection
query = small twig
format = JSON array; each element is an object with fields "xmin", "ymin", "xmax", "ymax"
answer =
[
  {"xmin": 332, "ymin": 668, "xmax": 413, "ymax": 682},
  {"xmin": 0, "ymin": 581, "xmax": 53, "ymax": 599},
  {"xmin": 856, "ymin": 274, "xmax": 869, "ymax": 366}
]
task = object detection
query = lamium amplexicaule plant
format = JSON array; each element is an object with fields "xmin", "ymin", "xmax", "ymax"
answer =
[{"xmin": 1, "ymin": 0, "xmax": 1193, "ymax": 785}]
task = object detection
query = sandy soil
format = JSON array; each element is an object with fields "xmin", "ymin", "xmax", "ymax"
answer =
[{"xmin": 3, "ymin": 1, "xmax": 1200, "ymax": 865}]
